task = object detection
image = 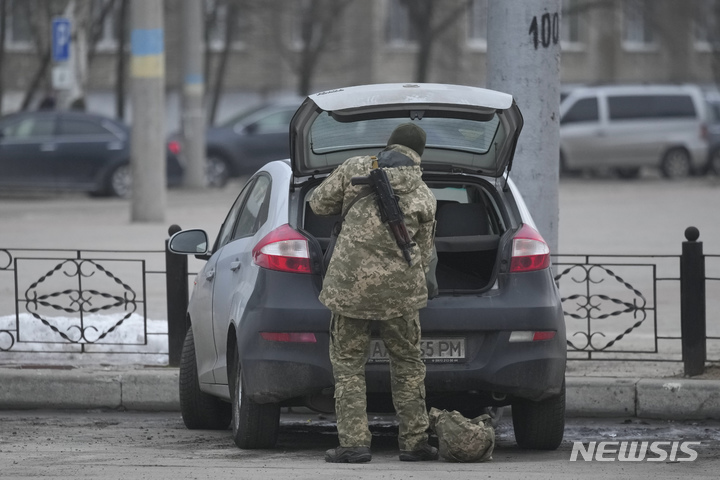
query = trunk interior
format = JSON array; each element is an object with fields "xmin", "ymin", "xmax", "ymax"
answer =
[{"xmin": 302, "ymin": 179, "xmax": 507, "ymax": 293}]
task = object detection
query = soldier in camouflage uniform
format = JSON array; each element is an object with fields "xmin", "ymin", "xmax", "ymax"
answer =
[{"xmin": 309, "ymin": 123, "xmax": 438, "ymax": 463}]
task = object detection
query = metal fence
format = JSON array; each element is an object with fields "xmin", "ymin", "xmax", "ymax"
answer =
[
  {"xmin": 1, "ymin": 231, "xmax": 717, "ymax": 374},
  {"xmin": 0, "ymin": 247, "xmax": 169, "ymax": 365}
]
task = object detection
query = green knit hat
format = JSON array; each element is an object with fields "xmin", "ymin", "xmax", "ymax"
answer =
[{"xmin": 387, "ymin": 122, "xmax": 427, "ymax": 156}]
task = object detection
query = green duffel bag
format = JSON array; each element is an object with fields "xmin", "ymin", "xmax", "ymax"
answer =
[{"xmin": 429, "ymin": 407, "xmax": 495, "ymax": 462}]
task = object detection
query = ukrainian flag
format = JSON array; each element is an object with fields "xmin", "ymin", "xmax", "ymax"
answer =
[{"xmin": 131, "ymin": 29, "xmax": 164, "ymax": 78}]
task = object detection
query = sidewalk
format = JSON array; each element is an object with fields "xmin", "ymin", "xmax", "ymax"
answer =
[{"xmin": 1, "ymin": 363, "xmax": 719, "ymax": 420}]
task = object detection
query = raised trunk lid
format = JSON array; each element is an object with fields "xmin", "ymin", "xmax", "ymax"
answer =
[{"xmin": 290, "ymin": 83, "xmax": 524, "ymax": 180}]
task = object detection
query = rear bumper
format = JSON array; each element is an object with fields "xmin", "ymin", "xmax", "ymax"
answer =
[{"xmin": 238, "ymin": 269, "xmax": 566, "ymax": 404}]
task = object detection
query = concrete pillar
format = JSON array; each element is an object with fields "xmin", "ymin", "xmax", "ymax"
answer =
[
  {"xmin": 130, "ymin": 0, "xmax": 166, "ymax": 222},
  {"xmin": 181, "ymin": 0, "xmax": 206, "ymax": 189},
  {"xmin": 486, "ymin": 0, "xmax": 561, "ymax": 254}
]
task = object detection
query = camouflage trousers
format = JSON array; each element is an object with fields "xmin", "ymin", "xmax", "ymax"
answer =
[{"xmin": 329, "ymin": 311, "xmax": 429, "ymax": 450}]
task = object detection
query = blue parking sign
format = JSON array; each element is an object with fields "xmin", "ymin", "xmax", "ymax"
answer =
[{"xmin": 52, "ymin": 17, "xmax": 71, "ymax": 62}]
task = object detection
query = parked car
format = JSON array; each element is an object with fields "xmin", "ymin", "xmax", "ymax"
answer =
[
  {"xmin": 167, "ymin": 101, "xmax": 300, "ymax": 187},
  {"xmin": 705, "ymin": 92, "xmax": 720, "ymax": 175},
  {"xmin": 0, "ymin": 110, "xmax": 183, "ymax": 197},
  {"xmin": 559, "ymin": 84, "xmax": 710, "ymax": 179},
  {"xmin": 169, "ymin": 83, "xmax": 567, "ymax": 451}
]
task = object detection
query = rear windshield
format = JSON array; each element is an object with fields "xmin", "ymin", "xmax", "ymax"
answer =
[{"xmin": 309, "ymin": 115, "xmax": 501, "ymax": 155}]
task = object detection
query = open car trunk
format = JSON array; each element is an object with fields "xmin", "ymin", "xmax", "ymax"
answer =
[{"xmin": 301, "ymin": 177, "xmax": 507, "ymax": 294}]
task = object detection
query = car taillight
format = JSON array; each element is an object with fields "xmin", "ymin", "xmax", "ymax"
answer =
[
  {"xmin": 168, "ymin": 140, "xmax": 181, "ymax": 155},
  {"xmin": 700, "ymin": 123, "xmax": 708, "ymax": 141},
  {"xmin": 509, "ymin": 224, "xmax": 550, "ymax": 272},
  {"xmin": 252, "ymin": 224, "xmax": 311, "ymax": 274}
]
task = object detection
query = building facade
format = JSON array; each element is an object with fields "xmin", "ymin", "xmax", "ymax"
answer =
[{"xmin": 1, "ymin": 0, "xmax": 718, "ymax": 120}]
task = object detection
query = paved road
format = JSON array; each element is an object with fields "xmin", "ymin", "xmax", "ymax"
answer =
[
  {"xmin": 0, "ymin": 410, "xmax": 719, "ymax": 479},
  {"xmin": 2, "ymin": 174, "xmax": 719, "ymax": 253}
]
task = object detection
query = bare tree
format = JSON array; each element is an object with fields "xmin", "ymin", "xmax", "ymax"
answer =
[
  {"xmin": 0, "ymin": 0, "xmax": 7, "ymax": 114},
  {"xmin": 202, "ymin": 0, "xmax": 254, "ymax": 125},
  {"xmin": 293, "ymin": 0, "xmax": 354, "ymax": 96},
  {"xmin": 267, "ymin": 0, "xmax": 353, "ymax": 97},
  {"xmin": 399, "ymin": 0, "xmax": 470, "ymax": 83},
  {"xmin": 15, "ymin": 0, "xmax": 119, "ymax": 111},
  {"xmin": 115, "ymin": 0, "xmax": 129, "ymax": 119}
]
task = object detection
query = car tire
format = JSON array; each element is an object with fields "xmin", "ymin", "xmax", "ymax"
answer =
[
  {"xmin": 107, "ymin": 164, "xmax": 132, "ymax": 198},
  {"xmin": 206, "ymin": 153, "xmax": 230, "ymax": 188},
  {"xmin": 615, "ymin": 167, "xmax": 641, "ymax": 179},
  {"xmin": 559, "ymin": 151, "xmax": 581, "ymax": 177},
  {"xmin": 230, "ymin": 353, "xmax": 280, "ymax": 449},
  {"xmin": 179, "ymin": 328, "xmax": 232, "ymax": 430},
  {"xmin": 709, "ymin": 147, "xmax": 720, "ymax": 175},
  {"xmin": 660, "ymin": 148, "xmax": 692, "ymax": 179},
  {"xmin": 511, "ymin": 381, "xmax": 565, "ymax": 450}
]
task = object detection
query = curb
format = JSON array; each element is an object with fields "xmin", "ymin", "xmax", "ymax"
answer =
[
  {"xmin": 0, "ymin": 368, "xmax": 179, "ymax": 411},
  {"xmin": 1, "ymin": 368, "xmax": 720, "ymax": 419},
  {"xmin": 566, "ymin": 376, "xmax": 720, "ymax": 419}
]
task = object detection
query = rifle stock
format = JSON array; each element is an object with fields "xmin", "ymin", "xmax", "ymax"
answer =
[{"xmin": 351, "ymin": 168, "xmax": 415, "ymax": 265}]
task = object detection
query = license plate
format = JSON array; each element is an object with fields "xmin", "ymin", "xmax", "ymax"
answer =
[{"xmin": 367, "ymin": 338, "xmax": 466, "ymax": 364}]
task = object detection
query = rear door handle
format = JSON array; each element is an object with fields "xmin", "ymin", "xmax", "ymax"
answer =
[
  {"xmin": 230, "ymin": 261, "xmax": 242, "ymax": 271},
  {"xmin": 40, "ymin": 143, "xmax": 56, "ymax": 152},
  {"xmin": 205, "ymin": 268, "xmax": 215, "ymax": 280}
]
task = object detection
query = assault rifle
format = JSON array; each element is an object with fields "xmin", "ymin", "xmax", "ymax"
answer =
[{"xmin": 351, "ymin": 166, "xmax": 415, "ymax": 266}]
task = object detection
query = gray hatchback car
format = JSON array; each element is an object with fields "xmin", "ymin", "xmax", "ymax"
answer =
[{"xmin": 169, "ymin": 83, "xmax": 567, "ymax": 451}]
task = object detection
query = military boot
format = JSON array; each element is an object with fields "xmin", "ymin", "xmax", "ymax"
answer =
[
  {"xmin": 399, "ymin": 443, "xmax": 439, "ymax": 461},
  {"xmin": 325, "ymin": 446, "xmax": 372, "ymax": 463}
]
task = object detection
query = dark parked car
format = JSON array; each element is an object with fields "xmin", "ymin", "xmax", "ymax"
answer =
[
  {"xmin": 167, "ymin": 101, "xmax": 299, "ymax": 187},
  {"xmin": 169, "ymin": 83, "xmax": 567, "ymax": 451},
  {"xmin": 0, "ymin": 110, "xmax": 183, "ymax": 197}
]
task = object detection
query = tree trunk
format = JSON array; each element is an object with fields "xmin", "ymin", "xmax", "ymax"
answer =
[
  {"xmin": 20, "ymin": 49, "xmax": 52, "ymax": 111},
  {"xmin": 0, "ymin": 0, "xmax": 6, "ymax": 114},
  {"xmin": 208, "ymin": 0, "xmax": 237, "ymax": 125},
  {"xmin": 116, "ymin": 0, "xmax": 128, "ymax": 119}
]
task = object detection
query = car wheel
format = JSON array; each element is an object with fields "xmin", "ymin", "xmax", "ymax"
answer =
[
  {"xmin": 108, "ymin": 164, "xmax": 132, "ymax": 198},
  {"xmin": 615, "ymin": 167, "xmax": 641, "ymax": 179},
  {"xmin": 511, "ymin": 381, "xmax": 565, "ymax": 450},
  {"xmin": 660, "ymin": 148, "xmax": 692, "ymax": 179},
  {"xmin": 179, "ymin": 327, "xmax": 232, "ymax": 430},
  {"xmin": 230, "ymin": 352, "xmax": 280, "ymax": 449},
  {"xmin": 709, "ymin": 148, "xmax": 720, "ymax": 175},
  {"xmin": 559, "ymin": 151, "xmax": 581, "ymax": 177},
  {"xmin": 206, "ymin": 154, "xmax": 230, "ymax": 188}
]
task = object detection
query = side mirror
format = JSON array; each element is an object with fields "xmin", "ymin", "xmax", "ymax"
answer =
[
  {"xmin": 169, "ymin": 229, "xmax": 209, "ymax": 255},
  {"xmin": 243, "ymin": 122, "xmax": 259, "ymax": 135}
]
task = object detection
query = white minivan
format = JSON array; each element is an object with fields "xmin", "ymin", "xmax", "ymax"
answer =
[{"xmin": 559, "ymin": 84, "xmax": 709, "ymax": 179}]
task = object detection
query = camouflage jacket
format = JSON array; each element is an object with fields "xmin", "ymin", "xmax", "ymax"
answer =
[{"xmin": 309, "ymin": 144, "xmax": 437, "ymax": 320}]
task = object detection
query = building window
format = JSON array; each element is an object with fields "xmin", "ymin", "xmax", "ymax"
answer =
[
  {"xmin": 4, "ymin": 0, "xmax": 34, "ymax": 50},
  {"xmin": 561, "ymin": 0, "xmax": 582, "ymax": 49},
  {"xmin": 622, "ymin": 0, "xmax": 656, "ymax": 50},
  {"xmin": 693, "ymin": 0, "xmax": 720, "ymax": 51},
  {"xmin": 385, "ymin": 0, "xmax": 416, "ymax": 46},
  {"xmin": 467, "ymin": 0, "xmax": 488, "ymax": 50}
]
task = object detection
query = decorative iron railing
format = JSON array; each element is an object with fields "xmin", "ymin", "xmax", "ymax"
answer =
[
  {"xmin": 1, "ymin": 233, "xmax": 717, "ymax": 374},
  {"xmin": 0, "ymin": 248, "xmax": 168, "ymax": 364}
]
